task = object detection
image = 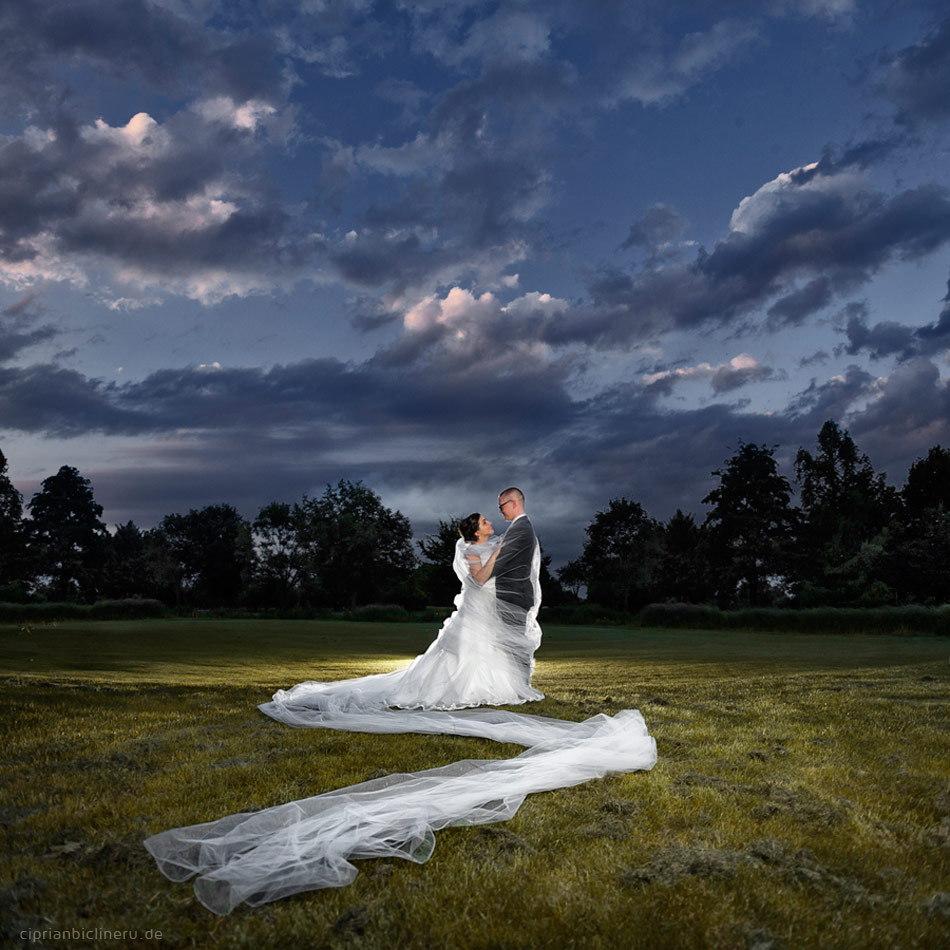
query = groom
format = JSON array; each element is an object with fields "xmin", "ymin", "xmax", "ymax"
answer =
[{"xmin": 494, "ymin": 487, "xmax": 540, "ymax": 644}]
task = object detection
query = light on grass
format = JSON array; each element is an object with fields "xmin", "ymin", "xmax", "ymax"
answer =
[{"xmin": 1, "ymin": 619, "xmax": 948, "ymax": 948}]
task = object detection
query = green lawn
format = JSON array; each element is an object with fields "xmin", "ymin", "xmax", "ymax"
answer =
[{"xmin": 1, "ymin": 619, "xmax": 948, "ymax": 949}]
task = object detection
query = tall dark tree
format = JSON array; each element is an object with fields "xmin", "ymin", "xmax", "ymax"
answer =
[
  {"xmin": 251, "ymin": 502, "xmax": 306, "ymax": 608},
  {"xmin": 561, "ymin": 497, "xmax": 661, "ymax": 610},
  {"xmin": 879, "ymin": 445, "xmax": 950, "ymax": 604},
  {"xmin": 880, "ymin": 507, "xmax": 950, "ymax": 605},
  {"xmin": 142, "ymin": 527, "xmax": 185, "ymax": 607},
  {"xmin": 160, "ymin": 504, "xmax": 254, "ymax": 607},
  {"xmin": 101, "ymin": 521, "xmax": 150, "ymax": 599},
  {"xmin": 417, "ymin": 518, "xmax": 462, "ymax": 607},
  {"xmin": 27, "ymin": 465, "xmax": 108, "ymax": 601},
  {"xmin": 794, "ymin": 421, "xmax": 899, "ymax": 604},
  {"xmin": 655, "ymin": 509, "xmax": 713, "ymax": 604},
  {"xmin": 0, "ymin": 448, "xmax": 27, "ymax": 596},
  {"xmin": 702, "ymin": 443, "xmax": 796, "ymax": 608},
  {"xmin": 902, "ymin": 445, "xmax": 950, "ymax": 516},
  {"xmin": 297, "ymin": 480, "xmax": 416, "ymax": 608},
  {"xmin": 539, "ymin": 550, "xmax": 571, "ymax": 606},
  {"xmin": 556, "ymin": 558, "xmax": 586, "ymax": 600}
]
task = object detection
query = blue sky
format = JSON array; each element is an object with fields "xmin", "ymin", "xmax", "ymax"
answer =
[{"xmin": 1, "ymin": 0, "xmax": 949, "ymax": 563}]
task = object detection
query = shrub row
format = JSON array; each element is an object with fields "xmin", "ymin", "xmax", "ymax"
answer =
[
  {"xmin": 0, "ymin": 599, "xmax": 167, "ymax": 622},
  {"xmin": 637, "ymin": 602, "xmax": 950, "ymax": 635},
  {"xmin": 2, "ymin": 599, "xmax": 947, "ymax": 634},
  {"xmin": 171, "ymin": 604, "xmax": 453, "ymax": 624},
  {"xmin": 539, "ymin": 604, "xmax": 637, "ymax": 626}
]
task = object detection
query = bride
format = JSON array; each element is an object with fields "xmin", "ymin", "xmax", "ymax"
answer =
[{"xmin": 261, "ymin": 511, "xmax": 543, "ymax": 720}]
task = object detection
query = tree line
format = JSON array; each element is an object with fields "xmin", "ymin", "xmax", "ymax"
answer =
[
  {"xmin": 1, "ymin": 419, "xmax": 948, "ymax": 611},
  {"xmin": 560, "ymin": 421, "xmax": 950, "ymax": 610}
]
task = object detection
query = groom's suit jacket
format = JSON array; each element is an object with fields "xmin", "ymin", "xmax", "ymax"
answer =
[{"xmin": 494, "ymin": 514, "xmax": 537, "ymax": 613}]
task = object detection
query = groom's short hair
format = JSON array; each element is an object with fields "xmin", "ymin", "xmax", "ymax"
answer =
[{"xmin": 499, "ymin": 486, "xmax": 524, "ymax": 505}]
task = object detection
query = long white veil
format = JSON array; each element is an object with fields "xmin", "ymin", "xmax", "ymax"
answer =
[
  {"xmin": 144, "ymin": 528, "xmax": 657, "ymax": 914},
  {"xmin": 144, "ymin": 708, "xmax": 656, "ymax": 914}
]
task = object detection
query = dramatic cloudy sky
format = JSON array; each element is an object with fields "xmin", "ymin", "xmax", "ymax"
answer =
[{"xmin": 2, "ymin": 0, "xmax": 950, "ymax": 563}]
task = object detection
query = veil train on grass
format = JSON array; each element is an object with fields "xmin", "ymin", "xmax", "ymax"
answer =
[
  {"xmin": 145, "ymin": 706, "xmax": 657, "ymax": 914},
  {"xmin": 145, "ymin": 529, "xmax": 656, "ymax": 913}
]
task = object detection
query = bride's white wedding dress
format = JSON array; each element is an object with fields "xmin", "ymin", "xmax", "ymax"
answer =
[
  {"xmin": 261, "ymin": 535, "xmax": 542, "ymax": 722},
  {"xmin": 144, "ymin": 534, "xmax": 657, "ymax": 914}
]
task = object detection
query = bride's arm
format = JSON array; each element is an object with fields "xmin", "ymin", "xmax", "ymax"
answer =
[{"xmin": 467, "ymin": 545, "xmax": 501, "ymax": 585}]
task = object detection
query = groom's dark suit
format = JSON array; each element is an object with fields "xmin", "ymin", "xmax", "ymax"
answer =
[{"xmin": 494, "ymin": 514, "xmax": 537, "ymax": 614}]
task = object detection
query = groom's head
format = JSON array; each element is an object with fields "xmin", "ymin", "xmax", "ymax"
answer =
[{"xmin": 498, "ymin": 487, "xmax": 525, "ymax": 522}]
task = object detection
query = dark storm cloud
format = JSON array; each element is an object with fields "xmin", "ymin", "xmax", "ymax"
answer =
[
  {"xmin": 842, "ymin": 315, "xmax": 921, "ymax": 361},
  {"xmin": 881, "ymin": 16, "xmax": 950, "ymax": 125},
  {"xmin": 330, "ymin": 230, "xmax": 454, "ymax": 292},
  {"xmin": 0, "ymin": 0, "xmax": 195, "ymax": 108},
  {"xmin": 0, "ymin": 363, "xmax": 147, "ymax": 434},
  {"xmin": 537, "ymin": 378, "xmax": 823, "ymax": 543},
  {"xmin": 432, "ymin": 58, "xmax": 576, "ymax": 129},
  {"xmin": 345, "ymin": 296, "xmax": 402, "ymax": 331},
  {"xmin": 0, "ymin": 0, "xmax": 289, "ymax": 113},
  {"xmin": 841, "ymin": 277, "xmax": 950, "ymax": 361},
  {"xmin": 319, "ymin": 5, "xmax": 770, "ymax": 298},
  {"xmin": 0, "ymin": 348, "xmax": 576, "ymax": 450},
  {"xmin": 534, "ymin": 170, "xmax": 950, "ymax": 350},
  {"xmin": 60, "ymin": 202, "xmax": 293, "ymax": 275},
  {"xmin": 33, "ymin": 359, "xmax": 929, "ymax": 566},
  {"xmin": 787, "ymin": 365, "xmax": 877, "ymax": 422},
  {"xmin": 329, "ymin": 156, "xmax": 550, "ymax": 293},
  {"xmin": 324, "ymin": 59, "xmax": 574, "ymax": 294},
  {"xmin": 492, "ymin": 353, "xmax": 946, "ymax": 555},
  {"xmin": 85, "ymin": 429, "xmax": 488, "ymax": 538},
  {"xmin": 848, "ymin": 357, "xmax": 950, "ymax": 480},
  {"xmin": 368, "ymin": 321, "xmax": 452, "ymax": 368},
  {"xmin": 119, "ymin": 356, "xmax": 578, "ymax": 441},
  {"xmin": 0, "ymin": 324, "xmax": 58, "ymax": 363},
  {"xmin": 94, "ymin": 363, "xmax": 791, "ymax": 557},
  {"xmin": 697, "ymin": 183, "xmax": 949, "ymax": 301},
  {"xmin": 0, "ymin": 346, "xmax": 585, "ymax": 552},
  {"xmin": 710, "ymin": 361, "xmax": 779, "ymax": 394},
  {"xmin": 115, "ymin": 360, "xmax": 392, "ymax": 433},
  {"xmin": 766, "ymin": 277, "xmax": 832, "ymax": 328},
  {"xmin": 546, "ymin": 352, "xmax": 932, "ymax": 544},
  {"xmin": 5, "ymin": 0, "xmax": 917, "ymax": 316},
  {"xmin": 619, "ymin": 203, "xmax": 690, "ymax": 269},
  {"xmin": 639, "ymin": 354, "xmax": 779, "ymax": 397},
  {"xmin": 620, "ymin": 204, "xmax": 688, "ymax": 252},
  {"xmin": 793, "ymin": 136, "xmax": 910, "ymax": 180},
  {"xmin": 916, "ymin": 300, "xmax": 950, "ymax": 346},
  {"xmin": 83, "ymin": 422, "xmax": 360, "ymax": 521},
  {"xmin": 0, "ymin": 0, "xmax": 420, "ymax": 119},
  {"xmin": 0, "ymin": 103, "xmax": 313, "ymax": 296},
  {"xmin": 0, "ymin": 292, "xmax": 57, "ymax": 362},
  {"xmin": 798, "ymin": 350, "xmax": 830, "ymax": 368},
  {"xmin": 4, "ymin": 343, "xmax": 945, "ymax": 563}
]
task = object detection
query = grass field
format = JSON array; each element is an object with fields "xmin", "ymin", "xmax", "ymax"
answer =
[{"xmin": 1, "ymin": 619, "xmax": 948, "ymax": 949}]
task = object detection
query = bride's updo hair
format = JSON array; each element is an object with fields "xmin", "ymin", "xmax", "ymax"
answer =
[{"xmin": 458, "ymin": 513, "xmax": 481, "ymax": 543}]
